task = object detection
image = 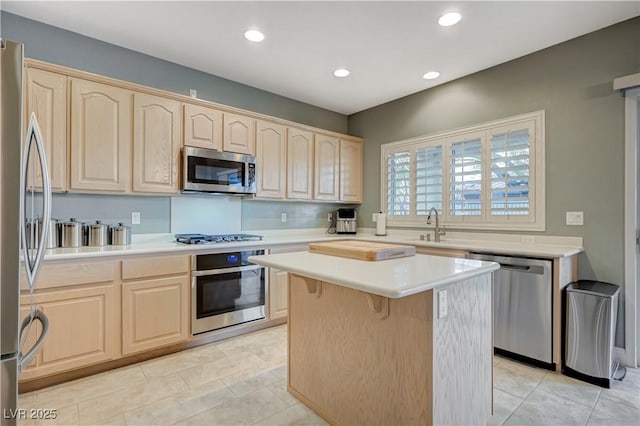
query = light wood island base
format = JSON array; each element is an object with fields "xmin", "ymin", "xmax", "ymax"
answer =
[{"xmin": 287, "ymin": 273, "xmax": 493, "ymax": 426}]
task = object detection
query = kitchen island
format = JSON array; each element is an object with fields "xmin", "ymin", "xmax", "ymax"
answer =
[{"xmin": 249, "ymin": 251, "xmax": 500, "ymax": 426}]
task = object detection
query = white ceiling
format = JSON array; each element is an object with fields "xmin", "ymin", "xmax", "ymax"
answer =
[{"xmin": 3, "ymin": 1, "xmax": 639, "ymax": 115}]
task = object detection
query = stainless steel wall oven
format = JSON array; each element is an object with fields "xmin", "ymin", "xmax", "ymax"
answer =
[{"xmin": 192, "ymin": 249, "xmax": 266, "ymax": 335}]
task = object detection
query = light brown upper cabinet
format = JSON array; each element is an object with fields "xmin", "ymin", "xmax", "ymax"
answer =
[
  {"xmin": 255, "ymin": 120, "xmax": 287, "ymax": 199},
  {"xmin": 69, "ymin": 78, "xmax": 132, "ymax": 192},
  {"xmin": 223, "ymin": 113, "xmax": 256, "ymax": 155},
  {"xmin": 132, "ymin": 93, "xmax": 181, "ymax": 194},
  {"xmin": 183, "ymin": 103, "xmax": 223, "ymax": 150},
  {"xmin": 25, "ymin": 68, "xmax": 67, "ymax": 192},
  {"xmin": 314, "ymin": 134, "xmax": 340, "ymax": 201},
  {"xmin": 28, "ymin": 60, "xmax": 364, "ymax": 200},
  {"xmin": 339, "ymin": 139, "xmax": 363, "ymax": 203},
  {"xmin": 286, "ymin": 127, "xmax": 314, "ymax": 200}
]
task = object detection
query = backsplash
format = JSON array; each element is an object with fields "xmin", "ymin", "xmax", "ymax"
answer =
[
  {"xmin": 241, "ymin": 200, "xmax": 359, "ymax": 230},
  {"xmin": 51, "ymin": 193, "xmax": 170, "ymax": 234},
  {"xmin": 171, "ymin": 195, "xmax": 241, "ymax": 235},
  {"xmin": 49, "ymin": 193, "xmax": 354, "ymax": 234}
]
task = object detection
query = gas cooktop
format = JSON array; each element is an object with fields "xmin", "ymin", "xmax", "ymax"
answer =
[{"xmin": 175, "ymin": 233, "xmax": 263, "ymax": 245}]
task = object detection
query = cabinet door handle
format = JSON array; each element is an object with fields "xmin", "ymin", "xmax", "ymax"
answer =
[{"xmin": 18, "ymin": 309, "xmax": 49, "ymax": 371}]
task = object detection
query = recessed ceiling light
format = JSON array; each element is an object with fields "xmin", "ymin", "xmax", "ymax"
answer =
[
  {"xmin": 438, "ymin": 12, "xmax": 462, "ymax": 27},
  {"xmin": 244, "ymin": 29, "xmax": 265, "ymax": 42},
  {"xmin": 333, "ymin": 68, "xmax": 350, "ymax": 78},
  {"xmin": 423, "ymin": 71, "xmax": 440, "ymax": 80}
]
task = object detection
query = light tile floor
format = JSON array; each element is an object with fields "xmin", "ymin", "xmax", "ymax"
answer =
[{"xmin": 18, "ymin": 325, "xmax": 640, "ymax": 425}]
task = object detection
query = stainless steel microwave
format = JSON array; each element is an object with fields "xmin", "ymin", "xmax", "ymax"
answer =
[{"xmin": 182, "ymin": 146, "xmax": 256, "ymax": 195}]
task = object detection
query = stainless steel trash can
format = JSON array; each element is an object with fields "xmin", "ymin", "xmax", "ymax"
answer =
[{"xmin": 564, "ymin": 280, "xmax": 620, "ymax": 388}]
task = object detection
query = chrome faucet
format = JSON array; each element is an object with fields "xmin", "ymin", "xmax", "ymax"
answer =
[{"xmin": 425, "ymin": 207, "xmax": 446, "ymax": 242}]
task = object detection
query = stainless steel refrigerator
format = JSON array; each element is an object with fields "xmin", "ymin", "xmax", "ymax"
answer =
[{"xmin": 1, "ymin": 39, "xmax": 52, "ymax": 425}]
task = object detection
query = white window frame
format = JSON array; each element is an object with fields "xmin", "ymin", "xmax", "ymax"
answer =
[{"xmin": 380, "ymin": 110, "xmax": 545, "ymax": 231}]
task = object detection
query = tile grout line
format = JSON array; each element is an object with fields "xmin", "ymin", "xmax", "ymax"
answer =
[
  {"xmin": 584, "ymin": 393, "xmax": 599, "ymax": 426},
  {"xmin": 500, "ymin": 394, "xmax": 527, "ymax": 425}
]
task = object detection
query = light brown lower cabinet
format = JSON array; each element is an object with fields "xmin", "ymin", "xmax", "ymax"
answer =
[
  {"xmin": 121, "ymin": 275, "xmax": 189, "ymax": 355},
  {"xmin": 18, "ymin": 255, "xmax": 190, "ymax": 382},
  {"xmin": 269, "ymin": 268, "xmax": 288, "ymax": 319},
  {"xmin": 268, "ymin": 245, "xmax": 308, "ymax": 320},
  {"xmin": 19, "ymin": 284, "xmax": 117, "ymax": 381},
  {"xmin": 121, "ymin": 255, "xmax": 190, "ymax": 355}
]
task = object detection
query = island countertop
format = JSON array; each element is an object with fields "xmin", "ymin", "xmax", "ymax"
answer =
[{"xmin": 249, "ymin": 251, "xmax": 500, "ymax": 298}]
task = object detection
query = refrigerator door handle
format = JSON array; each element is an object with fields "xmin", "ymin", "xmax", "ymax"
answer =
[
  {"xmin": 17, "ymin": 309, "xmax": 49, "ymax": 371},
  {"xmin": 20, "ymin": 112, "xmax": 52, "ymax": 288}
]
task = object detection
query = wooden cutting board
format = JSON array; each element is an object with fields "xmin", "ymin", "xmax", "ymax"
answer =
[{"xmin": 308, "ymin": 240, "xmax": 416, "ymax": 261}]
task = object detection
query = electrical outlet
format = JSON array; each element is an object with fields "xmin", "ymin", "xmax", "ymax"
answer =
[
  {"xmin": 566, "ymin": 211, "xmax": 584, "ymax": 226},
  {"xmin": 189, "ymin": 89, "xmax": 197, "ymax": 98},
  {"xmin": 328, "ymin": 213, "xmax": 332, "ymax": 222},
  {"xmin": 131, "ymin": 212, "xmax": 141, "ymax": 225},
  {"xmin": 372, "ymin": 213, "xmax": 377, "ymax": 223},
  {"xmin": 438, "ymin": 290, "xmax": 448, "ymax": 319},
  {"xmin": 281, "ymin": 213, "xmax": 287, "ymax": 223}
]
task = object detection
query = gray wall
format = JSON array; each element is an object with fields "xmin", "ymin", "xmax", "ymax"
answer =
[
  {"xmin": 0, "ymin": 12, "xmax": 347, "ymax": 133},
  {"xmin": 349, "ymin": 17, "xmax": 640, "ymax": 289}
]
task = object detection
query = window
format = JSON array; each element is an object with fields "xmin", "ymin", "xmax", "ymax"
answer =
[{"xmin": 381, "ymin": 111, "xmax": 544, "ymax": 231}]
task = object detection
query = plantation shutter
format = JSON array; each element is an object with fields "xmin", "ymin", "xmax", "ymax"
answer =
[
  {"xmin": 416, "ymin": 144, "xmax": 443, "ymax": 216},
  {"xmin": 449, "ymin": 137, "xmax": 482, "ymax": 216},
  {"xmin": 490, "ymin": 127, "xmax": 531, "ymax": 216},
  {"xmin": 386, "ymin": 150, "xmax": 411, "ymax": 216}
]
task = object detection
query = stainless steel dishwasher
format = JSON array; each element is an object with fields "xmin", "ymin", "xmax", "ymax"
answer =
[{"xmin": 468, "ymin": 253, "xmax": 554, "ymax": 368}]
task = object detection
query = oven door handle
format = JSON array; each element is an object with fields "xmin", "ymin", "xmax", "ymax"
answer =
[{"xmin": 192, "ymin": 264, "xmax": 263, "ymax": 277}]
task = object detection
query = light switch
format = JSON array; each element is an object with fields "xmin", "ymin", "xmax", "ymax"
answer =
[
  {"xmin": 566, "ymin": 211, "xmax": 584, "ymax": 226},
  {"xmin": 281, "ymin": 213, "xmax": 287, "ymax": 223},
  {"xmin": 372, "ymin": 213, "xmax": 377, "ymax": 223}
]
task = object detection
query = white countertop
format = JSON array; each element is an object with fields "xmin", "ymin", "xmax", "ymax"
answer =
[
  {"xmin": 249, "ymin": 251, "xmax": 500, "ymax": 298},
  {"xmin": 40, "ymin": 228, "xmax": 584, "ymax": 262}
]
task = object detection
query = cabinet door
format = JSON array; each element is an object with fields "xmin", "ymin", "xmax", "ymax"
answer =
[
  {"xmin": 183, "ymin": 103, "xmax": 223, "ymax": 150},
  {"xmin": 314, "ymin": 134, "xmax": 339, "ymax": 201},
  {"xmin": 122, "ymin": 275, "xmax": 189, "ymax": 355},
  {"xmin": 287, "ymin": 128, "xmax": 313, "ymax": 200},
  {"xmin": 25, "ymin": 68, "xmax": 67, "ymax": 192},
  {"xmin": 19, "ymin": 284, "xmax": 116, "ymax": 380},
  {"xmin": 339, "ymin": 139, "xmax": 363, "ymax": 203},
  {"xmin": 133, "ymin": 93, "xmax": 181, "ymax": 194},
  {"xmin": 269, "ymin": 268, "xmax": 289, "ymax": 320},
  {"xmin": 69, "ymin": 78, "xmax": 132, "ymax": 192},
  {"xmin": 256, "ymin": 120, "xmax": 286, "ymax": 199},
  {"xmin": 223, "ymin": 113, "xmax": 256, "ymax": 155}
]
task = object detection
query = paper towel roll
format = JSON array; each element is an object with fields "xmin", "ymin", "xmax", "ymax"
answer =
[{"xmin": 375, "ymin": 212, "xmax": 387, "ymax": 236}]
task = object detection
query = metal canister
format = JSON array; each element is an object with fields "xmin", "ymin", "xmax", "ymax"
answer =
[
  {"xmin": 36, "ymin": 218, "xmax": 60, "ymax": 249},
  {"xmin": 24, "ymin": 219, "xmax": 36, "ymax": 250},
  {"xmin": 108, "ymin": 222, "xmax": 131, "ymax": 246},
  {"xmin": 59, "ymin": 218, "xmax": 84, "ymax": 248},
  {"xmin": 86, "ymin": 220, "xmax": 109, "ymax": 246}
]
